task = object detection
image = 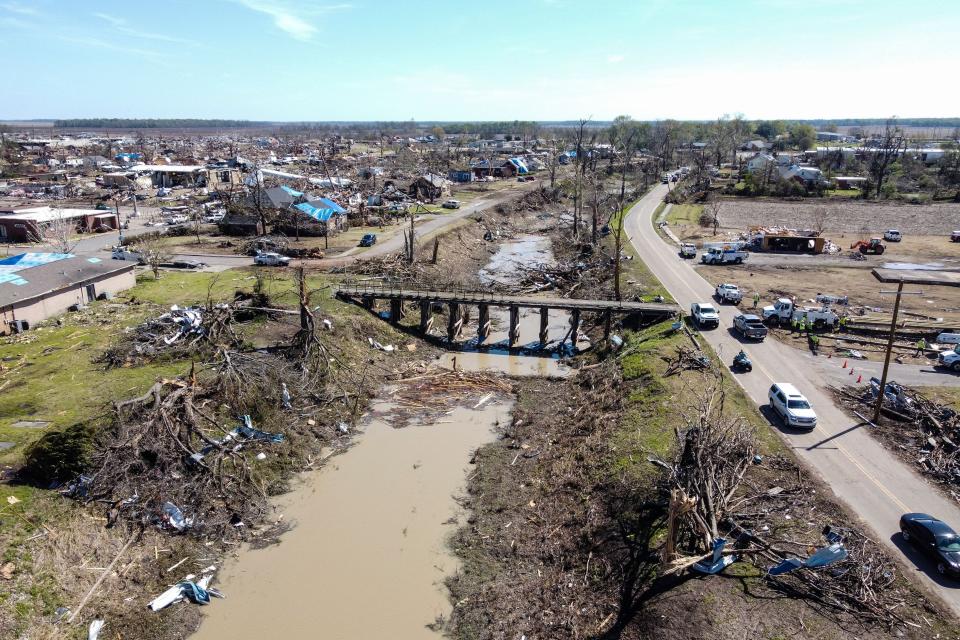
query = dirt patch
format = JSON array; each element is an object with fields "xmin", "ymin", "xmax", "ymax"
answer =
[{"xmin": 717, "ymin": 199, "xmax": 960, "ymax": 235}]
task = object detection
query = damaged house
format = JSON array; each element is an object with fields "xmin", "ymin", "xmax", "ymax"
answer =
[
  {"xmin": 0, "ymin": 206, "xmax": 119, "ymax": 242},
  {"xmin": 408, "ymin": 173, "xmax": 451, "ymax": 202}
]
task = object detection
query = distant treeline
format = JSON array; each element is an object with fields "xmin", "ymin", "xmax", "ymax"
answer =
[
  {"xmin": 801, "ymin": 118, "xmax": 960, "ymax": 128},
  {"xmin": 54, "ymin": 118, "xmax": 268, "ymax": 129}
]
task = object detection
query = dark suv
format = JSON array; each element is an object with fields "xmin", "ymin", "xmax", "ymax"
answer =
[{"xmin": 359, "ymin": 233, "xmax": 377, "ymax": 247}]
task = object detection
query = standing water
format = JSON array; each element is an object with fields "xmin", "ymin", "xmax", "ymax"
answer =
[
  {"xmin": 193, "ymin": 401, "xmax": 512, "ymax": 639},
  {"xmin": 193, "ymin": 233, "xmax": 566, "ymax": 638}
]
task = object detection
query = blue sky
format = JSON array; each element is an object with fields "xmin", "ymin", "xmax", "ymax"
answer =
[{"xmin": 2, "ymin": 0, "xmax": 958, "ymax": 121}]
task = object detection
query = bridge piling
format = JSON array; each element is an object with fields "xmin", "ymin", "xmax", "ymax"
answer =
[
  {"xmin": 570, "ymin": 309, "xmax": 581, "ymax": 349},
  {"xmin": 477, "ymin": 304, "xmax": 490, "ymax": 341},
  {"xmin": 603, "ymin": 309, "xmax": 612, "ymax": 341},
  {"xmin": 419, "ymin": 300, "xmax": 431, "ymax": 333},
  {"xmin": 447, "ymin": 302, "xmax": 462, "ymax": 343},
  {"xmin": 389, "ymin": 299, "xmax": 403, "ymax": 323},
  {"xmin": 539, "ymin": 307, "xmax": 549, "ymax": 345},
  {"xmin": 508, "ymin": 305, "xmax": 520, "ymax": 348}
]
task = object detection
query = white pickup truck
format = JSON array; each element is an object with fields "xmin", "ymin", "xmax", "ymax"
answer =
[
  {"xmin": 762, "ymin": 298, "xmax": 839, "ymax": 328},
  {"xmin": 715, "ymin": 283, "xmax": 743, "ymax": 304},
  {"xmin": 938, "ymin": 346, "xmax": 960, "ymax": 372},
  {"xmin": 691, "ymin": 302, "xmax": 720, "ymax": 329},
  {"xmin": 701, "ymin": 247, "xmax": 748, "ymax": 265},
  {"xmin": 679, "ymin": 243, "xmax": 697, "ymax": 259}
]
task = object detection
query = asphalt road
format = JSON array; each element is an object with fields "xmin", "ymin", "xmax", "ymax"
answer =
[
  {"xmin": 626, "ymin": 184, "xmax": 960, "ymax": 612},
  {"xmin": 67, "ymin": 186, "xmax": 533, "ymax": 270}
]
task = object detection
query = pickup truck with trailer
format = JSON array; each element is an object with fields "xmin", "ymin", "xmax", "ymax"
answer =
[
  {"xmin": 701, "ymin": 247, "xmax": 748, "ymax": 265},
  {"xmin": 762, "ymin": 298, "xmax": 839, "ymax": 329},
  {"xmin": 691, "ymin": 302, "xmax": 720, "ymax": 329},
  {"xmin": 733, "ymin": 313, "xmax": 768, "ymax": 340},
  {"xmin": 715, "ymin": 283, "xmax": 743, "ymax": 304}
]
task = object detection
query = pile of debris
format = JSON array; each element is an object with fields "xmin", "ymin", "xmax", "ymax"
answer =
[
  {"xmin": 649, "ymin": 374, "xmax": 917, "ymax": 627},
  {"xmin": 97, "ymin": 304, "xmax": 243, "ymax": 367},
  {"xmin": 841, "ymin": 379, "xmax": 960, "ymax": 492},
  {"xmin": 239, "ymin": 234, "xmax": 322, "ymax": 258},
  {"xmin": 377, "ymin": 367, "xmax": 513, "ymax": 428}
]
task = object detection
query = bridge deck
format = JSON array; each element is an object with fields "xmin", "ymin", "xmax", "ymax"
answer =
[{"xmin": 336, "ymin": 284, "xmax": 677, "ymax": 315}]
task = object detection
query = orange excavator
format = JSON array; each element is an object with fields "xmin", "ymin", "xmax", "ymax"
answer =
[{"xmin": 850, "ymin": 238, "xmax": 886, "ymax": 255}]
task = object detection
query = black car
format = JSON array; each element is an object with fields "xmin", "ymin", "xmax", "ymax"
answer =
[
  {"xmin": 899, "ymin": 513, "xmax": 960, "ymax": 576},
  {"xmin": 359, "ymin": 233, "xmax": 377, "ymax": 247}
]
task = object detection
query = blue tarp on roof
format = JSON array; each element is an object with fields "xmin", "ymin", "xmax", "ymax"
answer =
[
  {"xmin": 507, "ymin": 158, "xmax": 529, "ymax": 174},
  {"xmin": 294, "ymin": 198, "xmax": 346, "ymax": 223},
  {"xmin": 280, "ymin": 185, "xmax": 304, "ymax": 198},
  {"xmin": 0, "ymin": 252, "xmax": 74, "ymax": 271},
  {"xmin": 0, "ymin": 252, "xmax": 74, "ymax": 286}
]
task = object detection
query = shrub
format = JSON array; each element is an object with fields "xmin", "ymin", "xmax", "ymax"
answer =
[{"xmin": 22, "ymin": 423, "xmax": 96, "ymax": 485}]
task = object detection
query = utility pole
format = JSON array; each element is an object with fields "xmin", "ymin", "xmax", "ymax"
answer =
[{"xmin": 873, "ymin": 280, "xmax": 923, "ymax": 423}]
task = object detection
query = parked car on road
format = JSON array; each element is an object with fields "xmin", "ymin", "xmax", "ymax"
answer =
[
  {"xmin": 161, "ymin": 259, "xmax": 206, "ymax": 270},
  {"xmin": 733, "ymin": 313, "xmax": 768, "ymax": 341},
  {"xmin": 900, "ymin": 513, "xmax": 960, "ymax": 577},
  {"xmin": 359, "ymin": 233, "xmax": 377, "ymax": 247},
  {"xmin": 442, "ymin": 199, "xmax": 461, "ymax": 209},
  {"xmin": 952, "ymin": 230, "xmax": 960, "ymax": 243},
  {"xmin": 203, "ymin": 212, "xmax": 225, "ymax": 223},
  {"xmin": 690, "ymin": 302, "xmax": 720, "ymax": 329},
  {"xmin": 884, "ymin": 229, "xmax": 902, "ymax": 242},
  {"xmin": 167, "ymin": 214, "xmax": 189, "ymax": 225},
  {"xmin": 254, "ymin": 252, "xmax": 290, "ymax": 267},
  {"xmin": 715, "ymin": 283, "xmax": 743, "ymax": 304},
  {"xmin": 111, "ymin": 247, "xmax": 144, "ymax": 264},
  {"xmin": 768, "ymin": 383, "xmax": 817, "ymax": 430}
]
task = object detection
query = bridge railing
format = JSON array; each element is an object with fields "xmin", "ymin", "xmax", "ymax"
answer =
[{"xmin": 336, "ymin": 280, "xmax": 502, "ymax": 302}]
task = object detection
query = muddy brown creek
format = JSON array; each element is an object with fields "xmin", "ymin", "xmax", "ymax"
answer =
[
  {"xmin": 194, "ymin": 235, "xmax": 569, "ymax": 638},
  {"xmin": 193, "ymin": 401, "xmax": 512, "ymax": 639}
]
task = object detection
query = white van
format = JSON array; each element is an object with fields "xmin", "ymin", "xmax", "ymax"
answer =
[{"xmin": 768, "ymin": 383, "xmax": 817, "ymax": 430}]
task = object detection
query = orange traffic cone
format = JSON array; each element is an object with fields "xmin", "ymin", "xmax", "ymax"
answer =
[
  {"xmin": 842, "ymin": 359, "xmax": 847, "ymax": 368},
  {"xmin": 857, "ymin": 375, "xmax": 862, "ymax": 384}
]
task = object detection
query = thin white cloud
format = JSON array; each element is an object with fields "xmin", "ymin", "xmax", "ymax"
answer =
[
  {"xmin": 54, "ymin": 34, "xmax": 167, "ymax": 59},
  {"xmin": 93, "ymin": 12, "xmax": 196, "ymax": 45},
  {"xmin": 0, "ymin": 1, "xmax": 38, "ymax": 16},
  {"xmin": 607, "ymin": 54, "xmax": 625, "ymax": 64},
  {"xmin": 230, "ymin": 1, "xmax": 352, "ymax": 41}
]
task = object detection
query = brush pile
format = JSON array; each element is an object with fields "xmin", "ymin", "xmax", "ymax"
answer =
[
  {"xmin": 837, "ymin": 380, "xmax": 960, "ymax": 495},
  {"xmin": 97, "ymin": 304, "xmax": 244, "ymax": 368},
  {"xmin": 377, "ymin": 368, "xmax": 513, "ymax": 428}
]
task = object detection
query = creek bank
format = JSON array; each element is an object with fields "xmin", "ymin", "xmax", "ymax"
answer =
[{"xmin": 193, "ymin": 210, "xmax": 579, "ymax": 637}]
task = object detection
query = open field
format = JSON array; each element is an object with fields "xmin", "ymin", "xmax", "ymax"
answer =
[
  {"xmin": 657, "ymin": 197, "xmax": 960, "ymax": 342},
  {"xmin": 717, "ymin": 199, "xmax": 960, "ymax": 235}
]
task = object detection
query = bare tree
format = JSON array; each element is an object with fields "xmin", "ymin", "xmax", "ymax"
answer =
[
  {"xmin": 866, "ymin": 117, "xmax": 906, "ymax": 199},
  {"xmin": 811, "ymin": 206, "xmax": 829, "ymax": 235},
  {"xmin": 29, "ymin": 208, "xmax": 78, "ymax": 254},
  {"xmin": 699, "ymin": 198, "xmax": 721, "ymax": 236},
  {"xmin": 134, "ymin": 233, "xmax": 171, "ymax": 280},
  {"xmin": 571, "ymin": 118, "xmax": 591, "ymax": 236}
]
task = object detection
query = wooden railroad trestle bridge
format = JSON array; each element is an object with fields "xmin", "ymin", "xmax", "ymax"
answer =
[{"xmin": 336, "ymin": 282, "xmax": 678, "ymax": 348}]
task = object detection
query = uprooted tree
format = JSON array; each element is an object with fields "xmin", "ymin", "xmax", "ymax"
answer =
[{"xmin": 650, "ymin": 375, "xmax": 756, "ymax": 559}]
